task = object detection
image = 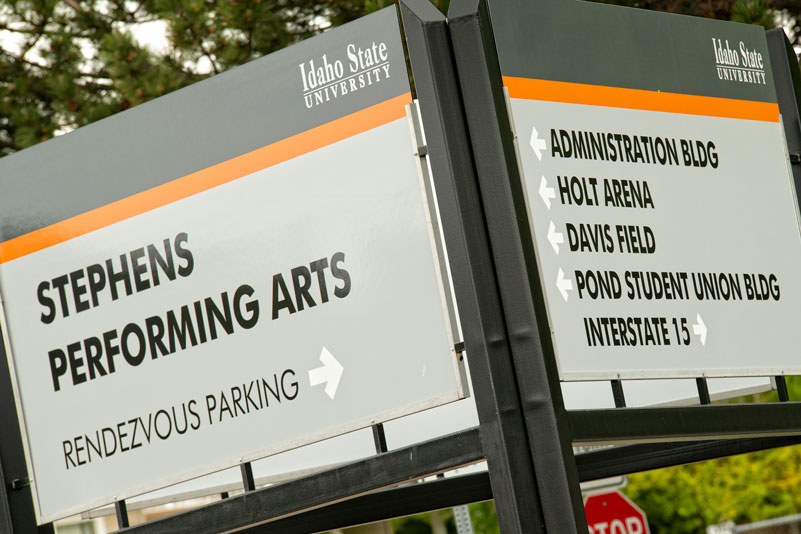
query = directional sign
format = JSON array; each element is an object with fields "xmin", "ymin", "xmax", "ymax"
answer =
[
  {"xmin": 584, "ymin": 491, "xmax": 650, "ymax": 534},
  {"xmin": 489, "ymin": 0, "xmax": 801, "ymax": 379},
  {"xmin": 0, "ymin": 8, "xmax": 464, "ymax": 523}
]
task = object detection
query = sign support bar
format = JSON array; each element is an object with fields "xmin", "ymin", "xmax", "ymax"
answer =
[
  {"xmin": 400, "ymin": 1, "xmax": 552, "ymax": 532},
  {"xmin": 570, "ymin": 403, "xmax": 801, "ymax": 444},
  {"xmin": 610, "ymin": 380, "xmax": 626, "ymax": 408},
  {"xmin": 115, "ymin": 500, "xmax": 130, "ymax": 529},
  {"xmin": 696, "ymin": 379, "xmax": 712, "ymax": 405},
  {"xmin": 372, "ymin": 423, "xmax": 388, "ymax": 454},
  {"xmin": 445, "ymin": 0, "xmax": 586, "ymax": 532},
  {"xmin": 576, "ymin": 436, "xmax": 801, "ymax": 482},
  {"xmin": 120, "ymin": 428, "xmax": 483, "ymax": 533},
  {"xmin": 104, "ymin": 428, "xmax": 801, "ymax": 534},
  {"xmin": 240, "ymin": 464, "xmax": 256, "ymax": 493}
]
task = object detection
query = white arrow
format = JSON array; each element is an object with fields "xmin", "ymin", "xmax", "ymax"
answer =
[
  {"xmin": 308, "ymin": 346, "xmax": 344, "ymax": 400},
  {"xmin": 548, "ymin": 221, "xmax": 564, "ymax": 254},
  {"xmin": 556, "ymin": 268, "xmax": 573, "ymax": 302},
  {"xmin": 693, "ymin": 314, "xmax": 707, "ymax": 346},
  {"xmin": 539, "ymin": 176, "xmax": 556, "ymax": 210},
  {"xmin": 529, "ymin": 125, "xmax": 547, "ymax": 161}
]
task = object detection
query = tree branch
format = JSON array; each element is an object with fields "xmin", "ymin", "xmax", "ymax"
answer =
[
  {"xmin": 183, "ymin": 17, "xmax": 219, "ymax": 74},
  {"xmin": 19, "ymin": 27, "xmax": 46, "ymax": 60}
]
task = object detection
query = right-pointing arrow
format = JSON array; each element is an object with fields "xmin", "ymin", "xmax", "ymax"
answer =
[
  {"xmin": 693, "ymin": 314, "xmax": 707, "ymax": 346},
  {"xmin": 309, "ymin": 346, "xmax": 344, "ymax": 399},
  {"xmin": 548, "ymin": 221, "xmax": 564, "ymax": 254},
  {"xmin": 539, "ymin": 176, "xmax": 556, "ymax": 210},
  {"xmin": 556, "ymin": 268, "xmax": 573, "ymax": 302}
]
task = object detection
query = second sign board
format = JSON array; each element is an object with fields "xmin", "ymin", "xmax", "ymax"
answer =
[{"xmin": 490, "ymin": 0, "xmax": 801, "ymax": 380}]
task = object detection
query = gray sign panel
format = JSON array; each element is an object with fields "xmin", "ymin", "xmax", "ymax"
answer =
[
  {"xmin": 0, "ymin": 8, "xmax": 465, "ymax": 522},
  {"xmin": 0, "ymin": 8, "xmax": 410, "ymax": 242},
  {"xmin": 488, "ymin": 0, "xmax": 801, "ymax": 380}
]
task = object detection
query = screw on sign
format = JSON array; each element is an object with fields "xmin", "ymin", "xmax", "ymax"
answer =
[{"xmin": 584, "ymin": 490, "xmax": 650, "ymax": 534}]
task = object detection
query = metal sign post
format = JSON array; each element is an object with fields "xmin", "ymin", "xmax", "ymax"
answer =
[
  {"xmin": 400, "ymin": 1, "xmax": 556, "ymax": 531},
  {"xmin": 444, "ymin": 0, "xmax": 587, "ymax": 531}
]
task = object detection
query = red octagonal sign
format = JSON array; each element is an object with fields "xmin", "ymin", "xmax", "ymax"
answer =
[{"xmin": 584, "ymin": 490, "xmax": 650, "ymax": 534}]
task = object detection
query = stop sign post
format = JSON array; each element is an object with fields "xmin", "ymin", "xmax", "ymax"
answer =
[{"xmin": 584, "ymin": 491, "xmax": 650, "ymax": 534}]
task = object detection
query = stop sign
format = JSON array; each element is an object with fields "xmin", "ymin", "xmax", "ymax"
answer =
[{"xmin": 584, "ymin": 491, "xmax": 650, "ymax": 534}]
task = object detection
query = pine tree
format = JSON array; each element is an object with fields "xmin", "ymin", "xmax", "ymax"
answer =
[
  {"xmin": 0, "ymin": 0, "xmax": 795, "ymax": 157},
  {"xmin": 0, "ymin": 0, "xmax": 364, "ymax": 156}
]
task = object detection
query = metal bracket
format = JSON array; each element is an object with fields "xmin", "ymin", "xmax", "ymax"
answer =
[
  {"xmin": 405, "ymin": 99, "xmax": 465, "ymax": 374},
  {"xmin": 115, "ymin": 499, "xmax": 130, "ymax": 529},
  {"xmin": 241, "ymin": 462, "xmax": 256, "ymax": 492},
  {"xmin": 9, "ymin": 477, "xmax": 29, "ymax": 490}
]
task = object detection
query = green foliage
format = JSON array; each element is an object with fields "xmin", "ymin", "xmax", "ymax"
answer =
[
  {"xmin": 0, "ymin": 0, "xmax": 365, "ymax": 156},
  {"xmin": 622, "ymin": 377, "xmax": 801, "ymax": 533},
  {"xmin": 393, "ymin": 516, "xmax": 433, "ymax": 534},
  {"xmin": 732, "ymin": 0, "xmax": 775, "ymax": 27},
  {"xmin": 390, "ymin": 511, "xmax": 458, "ymax": 534},
  {"xmin": 390, "ymin": 508, "xmax": 486, "ymax": 533},
  {"xmin": 625, "ymin": 444, "xmax": 801, "ymax": 533},
  {"xmin": 468, "ymin": 501, "xmax": 500, "ymax": 534}
]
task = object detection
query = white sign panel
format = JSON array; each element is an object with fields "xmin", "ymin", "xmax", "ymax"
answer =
[
  {"xmin": 0, "ymin": 9, "xmax": 464, "ymax": 522},
  {"xmin": 489, "ymin": 0, "xmax": 801, "ymax": 380},
  {"xmin": 513, "ymin": 96, "xmax": 801, "ymax": 379}
]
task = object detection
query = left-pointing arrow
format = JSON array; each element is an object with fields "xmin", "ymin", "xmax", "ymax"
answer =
[
  {"xmin": 309, "ymin": 346, "xmax": 344, "ymax": 400},
  {"xmin": 530, "ymin": 125, "xmax": 547, "ymax": 161},
  {"xmin": 556, "ymin": 268, "xmax": 573, "ymax": 302},
  {"xmin": 539, "ymin": 176, "xmax": 556, "ymax": 210},
  {"xmin": 548, "ymin": 221, "xmax": 564, "ymax": 254}
]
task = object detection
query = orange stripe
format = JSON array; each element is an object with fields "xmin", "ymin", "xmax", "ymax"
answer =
[
  {"xmin": 0, "ymin": 92, "xmax": 412, "ymax": 264},
  {"xmin": 503, "ymin": 77, "xmax": 779, "ymax": 123}
]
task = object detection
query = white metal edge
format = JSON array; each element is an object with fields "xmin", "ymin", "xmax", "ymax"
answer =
[
  {"xmin": 778, "ymin": 113, "xmax": 801, "ymax": 239},
  {"xmin": 561, "ymin": 369, "xmax": 795, "ymax": 381},
  {"xmin": 406, "ymin": 102, "xmax": 468, "ymax": 399}
]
